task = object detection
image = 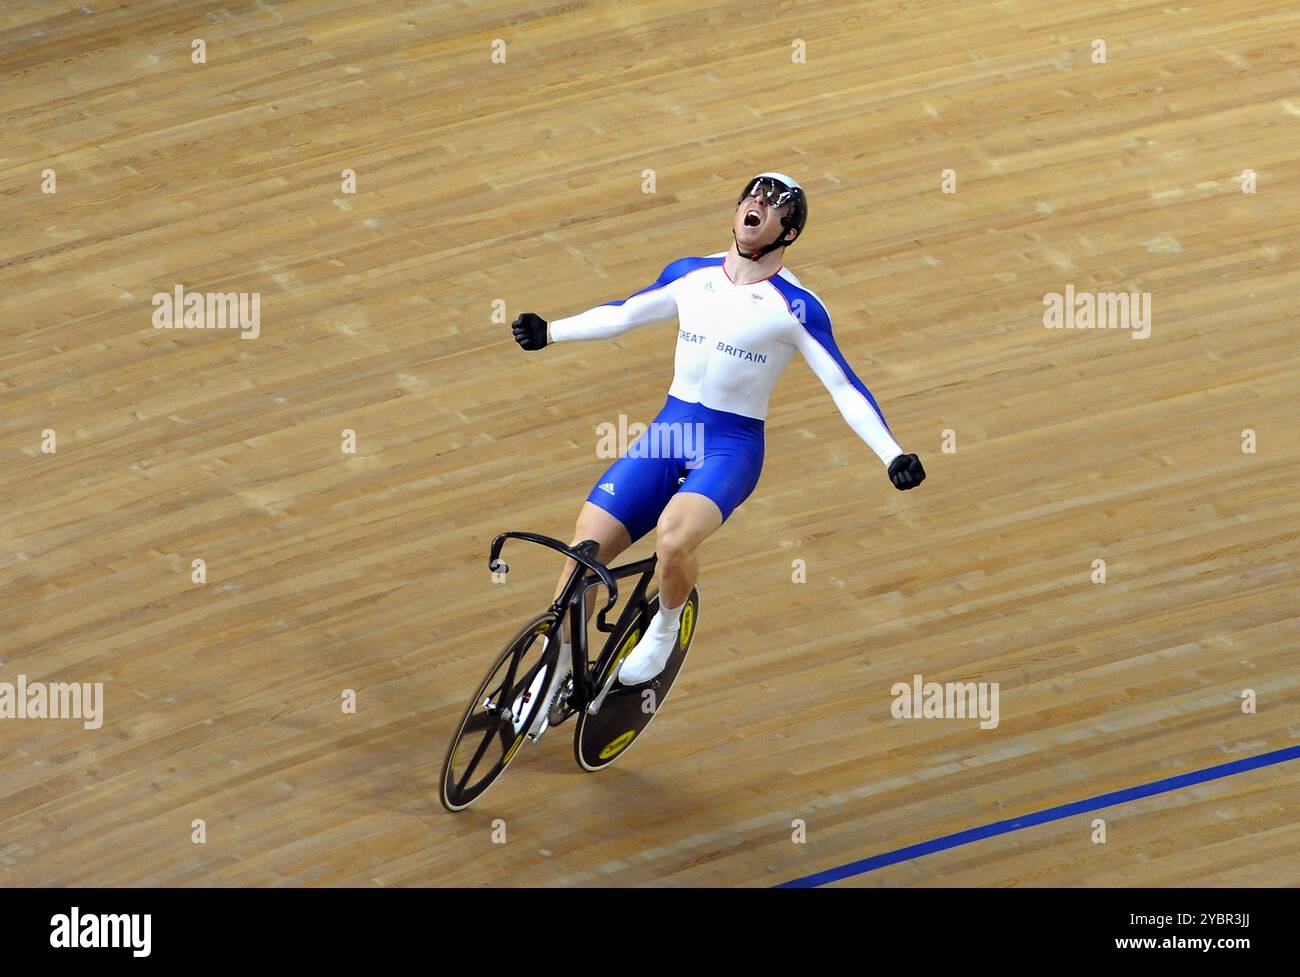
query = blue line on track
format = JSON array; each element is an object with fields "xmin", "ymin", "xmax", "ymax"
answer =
[{"xmin": 777, "ymin": 743, "xmax": 1300, "ymax": 888}]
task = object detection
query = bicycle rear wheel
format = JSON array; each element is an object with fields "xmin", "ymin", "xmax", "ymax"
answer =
[
  {"xmin": 574, "ymin": 587, "xmax": 699, "ymax": 771},
  {"xmin": 440, "ymin": 611, "xmax": 558, "ymax": 811}
]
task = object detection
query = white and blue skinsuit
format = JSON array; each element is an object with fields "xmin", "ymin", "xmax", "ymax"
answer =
[{"xmin": 549, "ymin": 253, "xmax": 905, "ymax": 542}]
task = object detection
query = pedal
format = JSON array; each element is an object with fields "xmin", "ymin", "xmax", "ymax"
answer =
[
  {"xmin": 526, "ymin": 715, "xmax": 549, "ymax": 742},
  {"xmin": 606, "ymin": 679, "xmax": 659, "ymax": 698}
]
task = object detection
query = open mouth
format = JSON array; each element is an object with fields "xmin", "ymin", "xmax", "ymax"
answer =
[{"xmin": 743, "ymin": 208, "xmax": 762, "ymax": 227}]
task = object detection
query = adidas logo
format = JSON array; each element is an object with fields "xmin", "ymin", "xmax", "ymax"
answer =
[{"xmin": 599, "ymin": 482, "xmax": 616, "ymax": 496}]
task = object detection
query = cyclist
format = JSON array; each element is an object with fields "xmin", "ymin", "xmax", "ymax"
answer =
[{"xmin": 510, "ymin": 172, "xmax": 925, "ymax": 717}]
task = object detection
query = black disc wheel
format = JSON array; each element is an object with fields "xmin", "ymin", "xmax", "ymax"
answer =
[{"xmin": 574, "ymin": 588, "xmax": 699, "ymax": 772}]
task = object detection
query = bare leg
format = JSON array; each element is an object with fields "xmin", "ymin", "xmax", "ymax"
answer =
[
  {"xmin": 553, "ymin": 501, "xmax": 633, "ymax": 622},
  {"xmin": 653, "ymin": 491, "xmax": 723, "ymax": 608},
  {"xmin": 618, "ymin": 491, "xmax": 723, "ymax": 683}
]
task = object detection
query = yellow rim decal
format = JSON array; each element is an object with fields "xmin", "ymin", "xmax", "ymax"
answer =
[
  {"xmin": 598, "ymin": 730, "xmax": 636, "ymax": 760},
  {"xmin": 503, "ymin": 733, "xmax": 525, "ymax": 764},
  {"xmin": 614, "ymin": 628, "xmax": 641, "ymax": 666},
  {"xmin": 679, "ymin": 600, "xmax": 695, "ymax": 648}
]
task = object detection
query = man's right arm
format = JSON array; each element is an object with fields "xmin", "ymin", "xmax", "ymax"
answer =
[
  {"xmin": 549, "ymin": 276, "xmax": 678, "ymax": 342},
  {"xmin": 511, "ymin": 261, "xmax": 683, "ymax": 350}
]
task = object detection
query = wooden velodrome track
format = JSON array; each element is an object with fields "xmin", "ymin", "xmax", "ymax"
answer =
[{"xmin": 2, "ymin": 0, "xmax": 1297, "ymax": 888}]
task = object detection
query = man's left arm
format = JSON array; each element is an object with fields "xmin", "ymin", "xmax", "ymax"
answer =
[{"xmin": 790, "ymin": 300, "xmax": 926, "ymax": 491}]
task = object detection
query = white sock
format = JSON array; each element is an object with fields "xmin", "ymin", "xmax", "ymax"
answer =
[
  {"xmin": 655, "ymin": 597, "xmax": 685, "ymax": 631},
  {"xmin": 618, "ymin": 597, "xmax": 686, "ymax": 683}
]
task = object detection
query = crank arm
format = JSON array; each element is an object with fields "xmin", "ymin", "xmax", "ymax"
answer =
[{"xmin": 586, "ymin": 661, "xmax": 626, "ymax": 715}]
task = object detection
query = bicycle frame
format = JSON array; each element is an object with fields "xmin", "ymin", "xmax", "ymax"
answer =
[{"xmin": 487, "ymin": 531, "xmax": 658, "ymax": 714}]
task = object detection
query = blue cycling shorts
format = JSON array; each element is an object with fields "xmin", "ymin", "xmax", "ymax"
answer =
[{"xmin": 585, "ymin": 396, "xmax": 765, "ymax": 544}]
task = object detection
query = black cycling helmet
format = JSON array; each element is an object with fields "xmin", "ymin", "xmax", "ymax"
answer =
[{"xmin": 734, "ymin": 171, "xmax": 807, "ymax": 260}]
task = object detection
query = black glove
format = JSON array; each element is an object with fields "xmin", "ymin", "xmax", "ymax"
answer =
[
  {"xmin": 511, "ymin": 312, "xmax": 548, "ymax": 351},
  {"xmin": 888, "ymin": 453, "xmax": 926, "ymax": 491}
]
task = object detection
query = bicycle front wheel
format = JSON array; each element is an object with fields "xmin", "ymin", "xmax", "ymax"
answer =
[{"xmin": 439, "ymin": 611, "xmax": 558, "ymax": 811}]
